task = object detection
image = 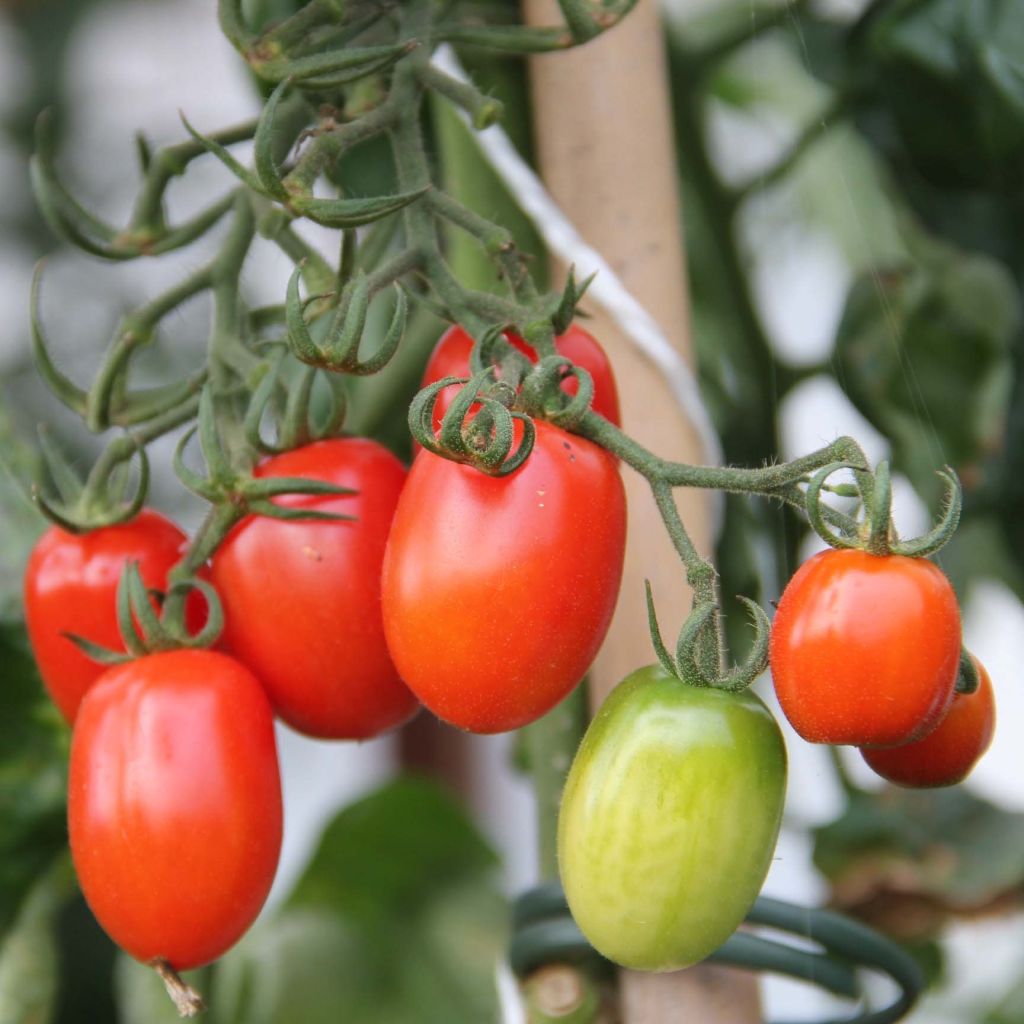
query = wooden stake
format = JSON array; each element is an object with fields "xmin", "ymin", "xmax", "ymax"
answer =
[{"xmin": 523, "ymin": 1, "xmax": 762, "ymax": 1020}]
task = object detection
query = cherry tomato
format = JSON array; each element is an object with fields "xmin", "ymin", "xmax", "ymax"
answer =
[
  {"xmin": 381, "ymin": 420, "xmax": 626, "ymax": 734},
  {"xmin": 769, "ymin": 548, "xmax": 961, "ymax": 747},
  {"xmin": 421, "ymin": 323, "xmax": 621, "ymax": 433},
  {"xmin": 68, "ymin": 649, "xmax": 282, "ymax": 970},
  {"xmin": 558, "ymin": 665, "xmax": 787, "ymax": 971},
  {"xmin": 861, "ymin": 655, "xmax": 995, "ymax": 787},
  {"xmin": 211, "ymin": 438, "xmax": 418, "ymax": 740},
  {"xmin": 23, "ymin": 509, "xmax": 197, "ymax": 723}
]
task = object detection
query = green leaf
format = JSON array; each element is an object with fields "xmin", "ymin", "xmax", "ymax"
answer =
[
  {"xmin": 0, "ymin": 623, "xmax": 68, "ymax": 939},
  {"xmin": 860, "ymin": 0, "xmax": 1024, "ymax": 191},
  {"xmin": 0, "ymin": 859, "xmax": 73, "ymax": 1024},
  {"xmin": 207, "ymin": 777, "xmax": 507, "ymax": 1024},
  {"xmin": 288, "ymin": 775, "xmax": 498, "ymax": 923},
  {"xmin": 833, "ymin": 247, "xmax": 1019, "ymax": 504},
  {"xmin": 814, "ymin": 786, "xmax": 1024, "ymax": 942}
]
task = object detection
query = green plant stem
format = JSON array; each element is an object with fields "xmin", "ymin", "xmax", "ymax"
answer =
[
  {"xmin": 523, "ymin": 684, "xmax": 589, "ymax": 882},
  {"xmin": 130, "ymin": 119, "xmax": 259, "ymax": 230}
]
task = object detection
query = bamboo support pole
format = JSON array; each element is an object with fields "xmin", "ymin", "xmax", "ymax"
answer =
[{"xmin": 523, "ymin": 1, "xmax": 762, "ymax": 1019}]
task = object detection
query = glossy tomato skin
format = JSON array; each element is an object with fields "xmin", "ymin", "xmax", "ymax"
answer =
[
  {"xmin": 23, "ymin": 510, "xmax": 193, "ymax": 723},
  {"xmin": 558, "ymin": 665, "xmax": 787, "ymax": 972},
  {"xmin": 382, "ymin": 420, "xmax": 626, "ymax": 734},
  {"xmin": 861, "ymin": 657, "xmax": 995, "ymax": 787},
  {"xmin": 421, "ymin": 323, "xmax": 621, "ymax": 430},
  {"xmin": 769, "ymin": 549, "xmax": 961, "ymax": 747},
  {"xmin": 68, "ymin": 649, "xmax": 282, "ymax": 970},
  {"xmin": 211, "ymin": 438, "xmax": 418, "ymax": 740}
]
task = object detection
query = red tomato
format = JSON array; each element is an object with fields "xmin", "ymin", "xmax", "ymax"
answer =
[
  {"xmin": 23, "ymin": 509, "xmax": 196, "ymax": 723},
  {"xmin": 68, "ymin": 649, "xmax": 282, "ymax": 970},
  {"xmin": 421, "ymin": 323, "xmax": 621, "ymax": 433},
  {"xmin": 861, "ymin": 656, "xmax": 995, "ymax": 787},
  {"xmin": 211, "ymin": 438, "xmax": 418, "ymax": 740},
  {"xmin": 769, "ymin": 548, "xmax": 961, "ymax": 747},
  {"xmin": 381, "ymin": 420, "xmax": 626, "ymax": 733}
]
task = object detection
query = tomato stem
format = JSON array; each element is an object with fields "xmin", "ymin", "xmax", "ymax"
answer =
[{"xmin": 152, "ymin": 959, "xmax": 206, "ymax": 1018}]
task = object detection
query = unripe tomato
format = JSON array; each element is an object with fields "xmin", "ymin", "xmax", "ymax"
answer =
[
  {"xmin": 211, "ymin": 438, "xmax": 418, "ymax": 740},
  {"xmin": 769, "ymin": 549, "xmax": 961, "ymax": 747},
  {"xmin": 382, "ymin": 420, "xmax": 626, "ymax": 734},
  {"xmin": 861, "ymin": 656, "xmax": 995, "ymax": 787},
  {"xmin": 421, "ymin": 323, "xmax": 621, "ymax": 431},
  {"xmin": 23, "ymin": 510, "xmax": 196, "ymax": 723},
  {"xmin": 68, "ymin": 650, "xmax": 282, "ymax": 970},
  {"xmin": 558, "ymin": 666, "xmax": 787, "ymax": 971}
]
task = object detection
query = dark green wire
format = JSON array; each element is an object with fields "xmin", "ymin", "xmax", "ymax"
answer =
[{"xmin": 510, "ymin": 884, "xmax": 924, "ymax": 1024}]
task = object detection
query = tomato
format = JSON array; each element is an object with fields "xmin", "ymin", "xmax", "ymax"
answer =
[
  {"xmin": 558, "ymin": 665, "xmax": 787, "ymax": 971},
  {"xmin": 23, "ymin": 509, "xmax": 198, "ymax": 723},
  {"xmin": 68, "ymin": 649, "xmax": 282, "ymax": 970},
  {"xmin": 211, "ymin": 438, "xmax": 418, "ymax": 740},
  {"xmin": 421, "ymin": 323, "xmax": 621, "ymax": 433},
  {"xmin": 769, "ymin": 549, "xmax": 961, "ymax": 747},
  {"xmin": 861, "ymin": 655, "xmax": 995, "ymax": 787},
  {"xmin": 381, "ymin": 420, "xmax": 626, "ymax": 734}
]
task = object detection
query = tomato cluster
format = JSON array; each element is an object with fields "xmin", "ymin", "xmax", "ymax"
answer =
[
  {"xmin": 23, "ymin": 323, "xmax": 628, "ymax": 975},
  {"xmin": 769, "ymin": 548, "xmax": 995, "ymax": 788}
]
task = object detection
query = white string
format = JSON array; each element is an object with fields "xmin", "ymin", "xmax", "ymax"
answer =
[{"xmin": 430, "ymin": 44, "xmax": 724, "ymax": 470}]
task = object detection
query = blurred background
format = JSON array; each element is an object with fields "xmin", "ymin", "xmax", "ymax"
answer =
[{"xmin": 2, "ymin": 0, "xmax": 1024, "ymax": 1021}]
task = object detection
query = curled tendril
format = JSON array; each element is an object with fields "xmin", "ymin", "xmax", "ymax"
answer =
[
  {"xmin": 31, "ymin": 111, "xmax": 234, "ymax": 260},
  {"xmin": 675, "ymin": 599, "xmax": 771, "ymax": 693},
  {"xmin": 72, "ymin": 564, "xmax": 225, "ymax": 660},
  {"xmin": 550, "ymin": 265, "xmax": 595, "ymax": 336},
  {"xmin": 407, "ymin": 371, "xmax": 536, "ymax": 477},
  {"xmin": 163, "ymin": 578, "xmax": 225, "ymax": 650},
  {"xmin": 34, "ymin": 430, "xmax": 150, "ymax": 533},
  {"xmin": 644, "ymin": 580, "xmax": 679, "ymax": 678},
  {"xmin": 805, "ymin": 462, "xmax": 864, "ymax": 552},
  {"xmin": 520, "ymin": 354, "xmax": 595, "ymax": 429},
  {"xmin": 244, "ymin": 352, "xmax": 348, "ymax": 454},
  {"xmin": 286, "ymin": 264, "xmax": 408, "ymax": 374},
  {"xmin": 183, "ymin": 105, "xmax": 427, "ymax": 228},
  {"xmin": 890, "ymin": 468, "xmax": 962, "ymax": 558}
]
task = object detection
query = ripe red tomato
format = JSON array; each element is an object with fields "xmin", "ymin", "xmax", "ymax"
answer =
[
  {"xmin": 421, "ymin": 323, "xmax": 621, "ymax": 432},
  {"xmin": 381, "ymin": 420, "xmax": 626, "ymax": 733},
  {"xmin": 68, "ymin": 649, "xmax": 282, "ymax": 970},
  {"xmin": 211, "ymin": 438, "xmax": 418, "ymax": 740},
  {"xmin": 861, "ymin": 656, "xmax": 995, "ymax": 787},
  {"xmin": 23, "ymin": 509, "xmax": 195, "ymax": 723},
  {"xmin": 769, "ymin": 548, "xmax": 961, "ymax": 747}
]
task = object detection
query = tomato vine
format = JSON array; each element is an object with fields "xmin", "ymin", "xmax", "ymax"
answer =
[{"xmin": 16, "ymin": 0, "xmax": 991, "ymax": 1018}]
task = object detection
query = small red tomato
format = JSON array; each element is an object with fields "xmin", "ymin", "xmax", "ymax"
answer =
[
  {"xmin": 382, "ymin": 420, "xmax": 626, "ymax": 734},
  {"xmin": 68, "ymin": 649, "xmax": 282, "ymax": 970},
  {"xmin": 769, "ymin": 548, "xmax": 961, "ymax": 747},
  {"xmin": 421, "ymin": 323, "xmax": 621, "ymax": 433},
  {"xmin": 861, "ymin": 656, "xmax": 995, "ymax": 787},
  {"xmin": 23, "ymin": 509, "xmax": 196, "ymax": 723},
  {"xmin": 211, "ymin": 438, "xmax": 418, "ymax": 740}
]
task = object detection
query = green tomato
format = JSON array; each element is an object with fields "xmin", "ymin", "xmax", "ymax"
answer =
[{"xmin": 557, "ymin": 665, "xmax": 787, "ymax": 972}]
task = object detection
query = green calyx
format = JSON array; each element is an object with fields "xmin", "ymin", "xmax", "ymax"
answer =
[
  {"xmin": 67, "ymin": 562, "xmax": 224, "ymax": 665},
  {"xmin": 805, "ymin": 459, "xmax": 962, "ymax": 558}
]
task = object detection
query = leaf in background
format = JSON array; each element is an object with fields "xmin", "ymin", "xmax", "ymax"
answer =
[
  {"xmin": 833, "ymin": 247, "xmax": 1019, "ymax": 505},
  {"xmin": 857, "ymin": 0, "xmax": 1024, "ymax": 192},
  {"xmin": 0, "ymin": 622, "xmax": 68, "ymax": 939},
  {"xmin": 814, "ymin": 786, "xmax": 1024, "ymax": 942},
  {"xmin": 0, "ymin": 403, "xmax": 44, "ymax": 620},
  {"xmin": 159, "ymin": 777, "xmax": 507, "ymax": 1024},
  {"xmin": 0, "ymin": 858, "xmax": 73, "ymax": 1024}
]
